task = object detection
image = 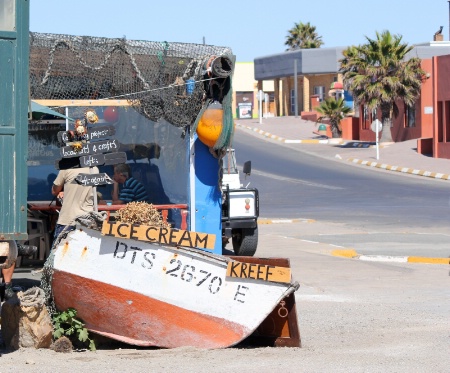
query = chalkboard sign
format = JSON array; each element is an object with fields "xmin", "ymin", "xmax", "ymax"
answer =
[
  {"xmin": 60, "ymin": 139, "xmax": 120, "ymax": 158},
  {"xmin": 57, "ymin": 131, "xmax": 87, "ymax": 144},
  {"xmin": 79, "ymin": 152, "xmax": 127, "ymax": 167},
  {"xmin": 75, "ymin": 173, "xmax": 114, "ymax": 186},
  {"xmin": 55, "ymin": 114, "xmax": 127, "ymax": 206},
  {"xmin": 57, "ymin": 125, "xmax": 115, "ymax": 144}
]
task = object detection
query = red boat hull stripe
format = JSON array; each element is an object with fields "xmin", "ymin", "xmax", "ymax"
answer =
[{"xmin": 52, "ymin": 270, "xmax": 249, "ymax": 348}]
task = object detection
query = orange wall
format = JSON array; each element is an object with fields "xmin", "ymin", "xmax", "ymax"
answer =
[
  {"xmin": 341, "ymin": 117, "xmax": 359, "ymax": 140},
  {"xmin": 358, "ymin": 128, "xmax": 376, "ymax": 142},
  {"xmin": 436, "ymin": 55, "xmax": 450, "ymax": 100},
  {"xmin": 420, "ymin": 59, "xmax": 434, "ymax": 138},
  {"xmin": 435, "ymin": 54, "xmax": 450, "ymax": 158},
  {"xmin": 389, "ymin": 59, "xmax": 433, "ymax": 141},
  {"xmin": 359, "ymin": 59, "xmax": 434, "ymax": 143}
]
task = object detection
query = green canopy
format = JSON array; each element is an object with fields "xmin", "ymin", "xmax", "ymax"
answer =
[{"xmin": 30, "ymin": 101, "xmax": 73, "ymax": 121}]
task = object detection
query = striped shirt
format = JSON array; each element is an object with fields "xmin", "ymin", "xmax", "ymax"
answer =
[{"xmin": 119, "ymin": 177, "xmax": 148, "ymax": 203}]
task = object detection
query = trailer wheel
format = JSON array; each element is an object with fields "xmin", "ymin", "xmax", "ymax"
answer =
[{"xmin": 232, "ymin": 227, "xmax": 258, "ymax": 256}]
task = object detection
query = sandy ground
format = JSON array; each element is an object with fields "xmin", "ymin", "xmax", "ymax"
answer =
[{"xmin": 1, "ymin": 222, "xmax": 449, "ymax": 372}]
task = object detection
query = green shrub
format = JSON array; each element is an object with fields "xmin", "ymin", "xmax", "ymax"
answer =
[{"xmin": 52, "ymin": 307, "xmax": 96, "ymax": 351}]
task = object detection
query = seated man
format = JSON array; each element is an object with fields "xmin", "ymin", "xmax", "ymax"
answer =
[{"xmin": 112, "ymin": 163, "xmax": 149, "ymax": 204}]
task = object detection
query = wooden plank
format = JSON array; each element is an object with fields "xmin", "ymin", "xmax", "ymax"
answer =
[
  {"xmin": 87, "ymin": 125, "xmax": 116, "ymax": 141},
  {"xmin": 57, "ymin": 131, "xmax": 71, "ymax": 144},
  {"xmin": 101, "ymin": 221, "xmax": 216, "ymax": 250},
  {"xmin": 103, "ymin": 152, "xmax": 127, "ymax": 165},
  {"xmin": 80, "ymin": 152, "xmax": 127, "ymax": 167},
  {"xmin": 229, "ymin": 256, "xmax": 301, "ymax": 348},
  {"xmin": 226, "ymin": 261, "xmax": 291, "ymax": 284},
  {"xmin": 75, "ymin": 173, "xmax": 114, "ymax": 186},
  {"xmin": 32, "ymin": 99, "xmax": 133, "ymax": 107},
  {"xmin": 60, "ymin": 139, "xmax": 120, "ymax": 158},
  {"xmin": 56, "ymin": 131, "xmax": 88, "ymax": 144},
  {"xmin": 79, "ymin": 153, "xmax": 105, "ymax": 168},
  {"xmin": 245, "ymin": 293, "xmax": 301, "ymax": 348}
]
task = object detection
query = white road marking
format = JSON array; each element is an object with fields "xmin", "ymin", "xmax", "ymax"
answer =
[
  {"xmin": 251, "ymin": 169, "xmax": 343, "ymax": 190},
  {"xmin": 358, "ymin": 255, "xmax": 408, "ymax": 263}
]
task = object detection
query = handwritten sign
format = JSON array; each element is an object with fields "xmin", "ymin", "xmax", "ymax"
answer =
[
  {"xmin": 57, "ymin": 126, "xmax": 116, "ymax": 144},
  {"xmin": 60, "ymin": 139, "xmax": 120, "ymax": 158},
  {"xmin": 101, "ymin": 221, "xmax": 216, "ymax": 250},
  {"xmin": 57, "ymin": 131, "xmax": 90, "ymax": 145},
  {"xmin": 80, "ymin": 152, "xmax": 127, "ymax": 167},
  {"xmin": 75, "ymin": 173, "xmax": 114, "ymax": 186},
  {"xmin": 85, "ymin": 126, "xmax": 116, "ymax": 141},
  {"xmin": 226, "ymin": 261, "xmax": 291, "ymax": 283}
]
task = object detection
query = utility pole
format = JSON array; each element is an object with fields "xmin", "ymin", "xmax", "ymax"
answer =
[{"xmin": 294, "ymin": 60, "xmax": 298, "ymax": 118}]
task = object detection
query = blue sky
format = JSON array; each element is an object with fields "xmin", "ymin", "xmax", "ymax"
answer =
[{"xmin": 30, "ymin": 0, "xmax": 450, "ymax": 62}]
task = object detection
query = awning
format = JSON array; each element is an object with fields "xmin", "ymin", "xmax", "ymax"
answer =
[{"xmin": 30, "ymin": 101, "xmax": 74, "ymax": 121}]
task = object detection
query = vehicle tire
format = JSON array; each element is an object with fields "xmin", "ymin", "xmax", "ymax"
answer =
[{"xmin": 232, "ymin": 227, "xmax": 258, "ymax": 256}]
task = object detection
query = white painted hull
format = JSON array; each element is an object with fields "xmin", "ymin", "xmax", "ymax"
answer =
[{"xmin": 51, "ymin": 226, "xmax": 298, "ymax": 348}]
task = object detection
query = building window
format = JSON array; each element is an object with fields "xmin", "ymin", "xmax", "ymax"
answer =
[
  {"xmin": 0, "ymin": 0, "xmax": 16, "ymax": 31},
  {"xmin": 405, "ymin": 104, "xmax": 416, "ymax": 128},
  {"xmin": 313, "ymin": 86, "xmax": 325, "ymax": 102},
  {"xmin": 362, "ymin": 106, "xmax": 373, "ymax": 130},
  {"xmin": 445, "ymin": 101, "xmax": 450, "ymax": 142},
  {"xmin": 236, "ymin": 92, "xmax": 253, "ymax": 105}
]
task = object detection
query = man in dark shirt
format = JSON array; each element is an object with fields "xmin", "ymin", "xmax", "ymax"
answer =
[{"xmin": 112, "ymin": 163, "xmax": 149, "ymax": 204}]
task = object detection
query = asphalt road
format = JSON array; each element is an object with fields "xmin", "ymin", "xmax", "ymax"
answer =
[{"xmin": 232, "ymin": 129, "xmax": 450, "ymax": 259}]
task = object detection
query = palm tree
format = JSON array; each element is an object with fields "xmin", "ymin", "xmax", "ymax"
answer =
[
  {"xmin": 285, "ymin": 22, "xmax": 323, "ymax": 50},
  {"xmin": 315, "ymin": 97, "xmax": 351, "ymax": 138},
  {"xmin": 339, "ymin": 30, "xmax": 426, "ymax": 142}
]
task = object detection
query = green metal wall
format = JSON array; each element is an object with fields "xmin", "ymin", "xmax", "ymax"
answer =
[{"xmin": 0, "ymin": 0, "xmax": 29, "ymax": 239}]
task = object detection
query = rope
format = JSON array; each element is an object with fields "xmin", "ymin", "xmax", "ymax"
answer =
[
  {"xmin": 40, "ymin": 38, "xmax": 150, "ymax": 91},
  {"xmin": 41, "ymin": 211, "xmax": 108, "ymax": 315},
  {"xmin": 30, "ymin": 32, "xmax": 233, "ymax": 130},
  {"xmin": 18, "ymin": 286, "xmax": 46, "ymax": 308},
  {"xmin": 46, "ymin": 76, "xmax": 221, "ymax": 108},
  {"xmin": 74, "ymin": 211, "xmax": 108, "ymax": 230}
]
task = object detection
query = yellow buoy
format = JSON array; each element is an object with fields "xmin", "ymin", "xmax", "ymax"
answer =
[{"xmin": 196, "ymin": 101, "xmax": 223, "ymax": 147}]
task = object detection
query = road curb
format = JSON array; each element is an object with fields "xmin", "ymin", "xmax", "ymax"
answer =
[
  {"xmin": 235, "ymin": 123, "xmax": 344, "ymax": 145},
  {"xmin": 331, "ymin": 249, "xmax": 450, "ymax": 265},
  {"xmin": 348, "ymin": 158, "xmax": 450, "ymax": 181},
  {"xmin": 236, "ymin": 122, "xmax": 450, "ymax": 181}
]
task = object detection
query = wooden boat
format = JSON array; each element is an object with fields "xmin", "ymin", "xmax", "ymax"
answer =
[{"xmin": 49, "ymin": 222, "xmax": 299, "ymax": 349}]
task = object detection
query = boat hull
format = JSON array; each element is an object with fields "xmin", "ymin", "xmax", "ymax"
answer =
[{"xmin": 50, "ymin": 226, "xmax": 297, "ymax": 348}]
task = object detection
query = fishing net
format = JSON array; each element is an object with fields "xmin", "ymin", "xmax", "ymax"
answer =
[
  {"xmin": 32, "ymin": 33, "xmax": 237, "ymax": 313},
  {"xmin": 41, "ymin": 211, "xmax": 107, "ymax": 315},
  {"xmin": 29, "ymin": 32, "xmax": 235, "ymax": 149}
]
